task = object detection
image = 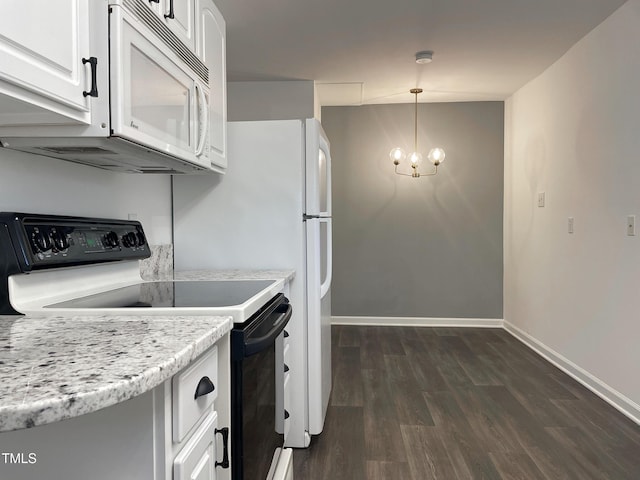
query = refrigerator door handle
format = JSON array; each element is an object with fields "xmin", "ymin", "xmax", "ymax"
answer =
[{"xmin": 320, "ymin": 218, "xmax": 332, "ymax": 299}]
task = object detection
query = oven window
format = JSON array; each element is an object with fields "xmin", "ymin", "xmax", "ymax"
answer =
[{"xmin": 241, "ymin": 343, "xmax": 282, "ymax": 480}]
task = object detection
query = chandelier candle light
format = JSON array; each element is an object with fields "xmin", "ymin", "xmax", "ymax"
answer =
[{"xmin": 390, "ymin": 88, "xmax": 446, "ymax": 178}]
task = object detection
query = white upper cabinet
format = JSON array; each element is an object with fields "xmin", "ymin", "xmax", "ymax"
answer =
[
  {"xmin": 0, "ymin": 0, "xmax": 93, "ymax": 125},
  {"xmin": 0, "ymin": 0, "xmax": 226, "ymax": 175},
  {"xmin": 148, "ymin": 0, "xmax": 196, "ymax": 52},
  {"xmin": 196, "ymin": 0, "xmax": 227, "ymax": 171}
]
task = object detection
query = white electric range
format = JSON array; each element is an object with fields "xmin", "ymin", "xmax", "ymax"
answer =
[
  {"xmin": 0, "ymin": 212, "xmax": 294, "ymax": 480},
  {"xmin": 0, "ymin": 212, "xmax": 284, "ymax": 320}
]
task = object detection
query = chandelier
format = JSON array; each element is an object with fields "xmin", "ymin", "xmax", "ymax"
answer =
[{"xmin": 390, "ymin": 88, "xmax": 446, "ymax": 178}]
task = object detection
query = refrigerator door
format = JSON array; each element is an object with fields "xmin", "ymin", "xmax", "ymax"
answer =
[
  {"xmin": 305, "ymin": 216, "xmax": 332, "ymax": 435},
  {"xmin": 304, "ymin": 118, "xmax": 333, "ymax": 435},
  {"xmin": 305, "ymin": 119, "xmax": 332, "ymax": 216}
]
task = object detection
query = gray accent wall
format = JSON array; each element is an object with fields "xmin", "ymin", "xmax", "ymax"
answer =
[{"xmin": 322, "ymin": 102, "xmax": 504, "ymax": 319}]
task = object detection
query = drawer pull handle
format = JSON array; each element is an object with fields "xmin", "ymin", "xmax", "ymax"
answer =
[
  {"xmin": 284, "ymin": 364, "xmax": 290, "ymax": 373},
  {"xmin": 215, "ymin": 427, "xmax": 230, "ymax": 469},
  {"xmin": 194, "ymin": 376, "xmax": 215, "ymax": 399},
  {"xmin": 284, "ymin": 410, "xmax": 290, "ymax": 420},
  {"xmin": 283, "ymin": 330, "xmax": 289, "ymax": 338}
]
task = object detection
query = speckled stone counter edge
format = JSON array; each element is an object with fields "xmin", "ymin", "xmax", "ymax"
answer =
[{"xmin": 0, "ymin": 317, "xmax": 231, "ymax": 432}]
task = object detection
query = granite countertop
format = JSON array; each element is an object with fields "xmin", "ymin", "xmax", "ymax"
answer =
[
  {"xmin": 172, "ymin": 269, "xmax": 296, "ymax": 282},
  {"xmin": 0, "ymin": 313, "xmax": 232, "ymax": 432},
  {"xmin": 0, "ymin": 269, "xmax": 295, "ymax": 433}
]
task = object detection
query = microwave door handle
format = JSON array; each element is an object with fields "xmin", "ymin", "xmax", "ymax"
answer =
[
  {"xmin": 195, "ymin": 82, "xmax": 209, "ymax": 157},
  {"xmin": 164, "ymin": 0, "xmax": 175, "ymax": 19}
]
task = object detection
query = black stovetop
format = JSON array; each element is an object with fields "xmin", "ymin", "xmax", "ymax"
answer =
[{"xmin": 45, "ymin": 280, "xmax": 275, "ymax": 309}]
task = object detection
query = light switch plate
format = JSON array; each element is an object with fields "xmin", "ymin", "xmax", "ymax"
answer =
[
  {"xmin": 627, "ymin": 215, "xmax": 636, "ymax": 236},
  {"xmin": 537, "ymin": 192, "xmax": 545, "ymax": 207}
]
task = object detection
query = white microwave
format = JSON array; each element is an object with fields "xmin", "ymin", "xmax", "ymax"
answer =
[{"xmin": 0, "ymin": 0, "xmax": 216, "ymax": 174}]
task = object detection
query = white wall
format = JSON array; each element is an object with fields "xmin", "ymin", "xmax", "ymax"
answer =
[
  {"xmin": 0, "ymin": 148, "xmax": 172, "ymax": 244},
  {"xmin": 505, "ymin": 0, "xmax": 640, "ymax": 417},
  {"xmin": 227, "ymin": 81, "xmax": 315, "ymax": 121}
]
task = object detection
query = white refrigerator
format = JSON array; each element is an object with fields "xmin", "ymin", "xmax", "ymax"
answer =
[{"xmin": 173, "ymin": 118, "xmax": 333, "ymax": 449}]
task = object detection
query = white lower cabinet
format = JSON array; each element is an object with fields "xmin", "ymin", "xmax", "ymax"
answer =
[
  {"xmin": 0, "ymin": 334, "xmax": 231, "ymax": 480},
  {"xmin": 173, "ymin": 345, "xmax": 219, "ymax": 443},
  {"xmin": 0, "ymin": 389, "xmax": 158, "ymax": 480},
  {"xmin": 163, "ymin": 335, "xmax": 231, "ymax": 480},
  {"xmin": 174, "ymin": 412, "xmax": 218, "ymax": 480}
]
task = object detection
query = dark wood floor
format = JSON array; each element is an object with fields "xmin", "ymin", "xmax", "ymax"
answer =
[{"xmin": 293, "ymin": 326, "xmax": 640, "ymax": 479}]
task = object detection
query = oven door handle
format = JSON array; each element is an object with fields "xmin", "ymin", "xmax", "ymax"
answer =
[{"xmin": 244, "ymin": 303, "xmax": 292, "ymax": 357}]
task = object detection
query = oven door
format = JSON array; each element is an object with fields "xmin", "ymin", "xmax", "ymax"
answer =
[
  {"xmin": 231, "ymin": 294, "xmax": 292, "ymax": 480},
  {"xmin": 109, "ymin": 4, "xmax": 210, "ymax": 168}
]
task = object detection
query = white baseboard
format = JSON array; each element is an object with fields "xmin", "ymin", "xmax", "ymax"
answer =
[
  {"xmin": 331, "ymin": 316, "xmax": 504, "ymax": 328},
  {"xmin": 503, "ymin": 321, "xmax": 640, "ymax": 425}
]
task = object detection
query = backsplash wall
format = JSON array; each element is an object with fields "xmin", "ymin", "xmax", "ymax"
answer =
[{"xmin": 0, "ymin": 147, "xmax": 172, "ymax": 244}]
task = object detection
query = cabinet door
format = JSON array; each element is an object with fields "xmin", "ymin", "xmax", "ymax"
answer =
[
  {"xmin": 174, "ymin": 411, "xmax": 218, "ymax": 480},
  {"xmin": 196, "ymin": 0, "xmax": 227, "ymax": 171},
  {"xmin": 0, "ymin": 0, "xmax": 93, "ymax": 125},
  {"xmin": 162, "ymin": 0, "xmax": 195, "ymax": 51}
]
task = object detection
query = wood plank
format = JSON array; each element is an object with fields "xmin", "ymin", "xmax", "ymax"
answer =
[
  {"xmin": 365, "ymin": 461, "xmax": 412, "ymax": 480},
  {"xmin": 337, "ymin": 325, "xmax": 361, "ymax": 347},
  {"xmin": 400, "ymin": 425, "xmax": 461, "ymax": 480},
  {"xmin": 362, "ymin": 368, "xmax": 407, "ymax": 462},
  {"xmin": 408, "ymin": 350, "xmax": 449, "ymax": 392},
  {"xmin": 398, "ymin": 326, "xmax": 432, "ymax": 355},
  {"xmin": 545, "ymin": 426, "xmax": 639, "ymax": 480},
  {"xmin": 384, "ymin": 354, "xmax": 435, "ymax": 426},
  {"xmin": 549, "ymin": 372, "xmax": 640, "ymax": 448},
  {"xmin": 359, "ymin": 327, "xmax": 386, "ymax": 371},
  {"xmin": 551, "ymin": 398, "xmax": 640, "ymax": 456},
  {"xmin": 428, "ymin": 337, "xmax": 474, "ymax": 388},
  {"xmin": 487, "ymin": 342, "xmax": 577, "ymax": 400},
  {"xmin": 483, "ymin": 385, "xmax": 597, "ymax": 480},
  {"xmin": 489, "ymin": 452, "xmax": 548, "ymax": 480},
  {"xmin": 293, "ymin": 405, "xmax": 366, "ymax": 480},
  {"xmin": 449, "ymin": 386, "xmax": 518, "ymax": 454},
  {"xmin": 375, "ymin": 326, "xmax": 406, "ymax": 355},
  {"xmin": 330, "ymin": 346, "xmax": 363, "ymax": 407},
  {"xmin": 448, "ymin": 335, "xmax": 503, "ymax": 386},
  {"xmin": 424, "ymin": 390, "xmax": 503, "ymax": 479}
]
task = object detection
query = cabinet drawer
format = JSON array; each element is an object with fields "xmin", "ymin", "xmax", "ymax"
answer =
[
  {"xmin": 173, "ymin": 346, "xmax": 218, "ymax": 442},
  {"xmin": 174, "ymin": 411, "xmax": 218, "ymax": 480}
]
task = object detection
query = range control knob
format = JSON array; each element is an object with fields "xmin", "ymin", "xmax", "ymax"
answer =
[
  {"xmin": 51, "ymin": 229, "xmax": 69, "ymax": 252},
  {"xmin": 136, "ymin": 230, "xmax": 146, "ymax": 247},
  {"xmin": 103, "ymin": 231, "xmax": 120, "ymax": 248},
  {"xmin": 31, "ymin": 229, "xmax": 52, "ymax": 253},
  {"xmin": 122, "ymin": 232, "xmax": 138, "ymax": 248}
]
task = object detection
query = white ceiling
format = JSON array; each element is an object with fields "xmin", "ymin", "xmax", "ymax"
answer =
[{"xmin": 213, "ymin": 0, "xmax": 627, "ymax": 106}]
